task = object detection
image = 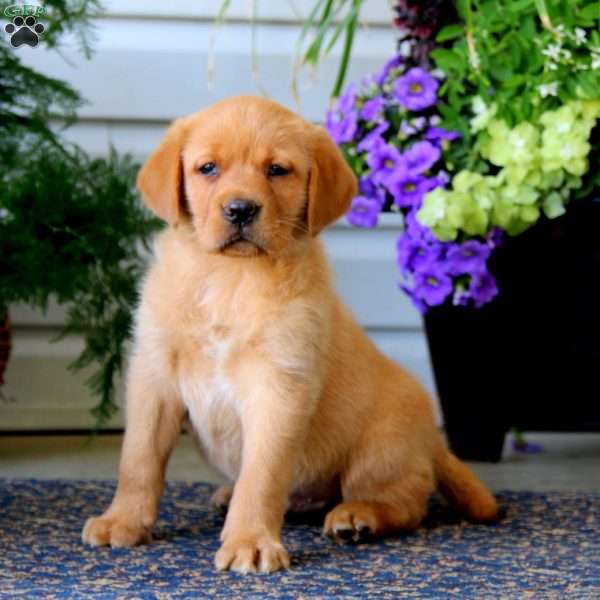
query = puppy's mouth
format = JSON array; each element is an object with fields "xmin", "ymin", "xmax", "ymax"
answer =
[{"xmin": 218, "ymin": 231, "xmax": 265, "ymax": 256}]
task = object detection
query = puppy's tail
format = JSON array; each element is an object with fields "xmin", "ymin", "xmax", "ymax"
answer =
[{"xmin": 434, "ymin": 445, "xmax": 499, "ymax": 523}]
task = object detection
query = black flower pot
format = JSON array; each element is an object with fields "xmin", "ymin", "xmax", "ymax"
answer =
[{"xmin": 424, "ymin": 197, "xmax": 600, "ymax": 462}]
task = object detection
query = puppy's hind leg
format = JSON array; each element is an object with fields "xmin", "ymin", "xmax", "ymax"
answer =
[
  {"xmin": 211, "ymin": 485, "xmax": 233, "ymax": 514},
  {"xmin": 323, "ymin": 469, "xmax": 434, "ymax": 543},
  {"xmin": 82, "ymin": 356, "xmax": 186, "ymax": 547},
  {"xmin": 323, "ymin": 429, "xmax": 436, "ymax": 543}
]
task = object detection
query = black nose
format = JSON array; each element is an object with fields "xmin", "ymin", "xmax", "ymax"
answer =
[{"xmin": 223, "ymin": 200, "xmax": 261, "ymax": 227}]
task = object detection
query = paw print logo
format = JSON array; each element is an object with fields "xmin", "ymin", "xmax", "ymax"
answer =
[{"xmin": 5, "ymin": 15, "xmax": 45, "ymax": 48}]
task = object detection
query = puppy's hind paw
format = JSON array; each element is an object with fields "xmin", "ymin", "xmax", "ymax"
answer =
[
  {"xmin": 210, "ymin": 485, "xmax": 233, "ymax": 514},
  {"xmin": 323, "ymin": 502, "xmax": 378, "ymax": 544}
]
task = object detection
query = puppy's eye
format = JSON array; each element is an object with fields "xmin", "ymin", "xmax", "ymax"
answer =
[
  {"xmin": 199, "ymin": 162, "xmax": 218, "ymax": 176},
  {"xmin": 267, "ymin": 164, "xmax": 289, "ymax": 177}
]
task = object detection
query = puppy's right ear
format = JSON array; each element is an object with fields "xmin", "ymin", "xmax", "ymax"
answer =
[{"xmin": 137, "ymin": 118, "xmax": 188, "ymax": 225}]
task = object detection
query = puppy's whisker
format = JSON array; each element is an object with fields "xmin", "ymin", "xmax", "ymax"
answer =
[{"xmin": 276, "ymin": 219, "xmax": 310, "ymax": 235}]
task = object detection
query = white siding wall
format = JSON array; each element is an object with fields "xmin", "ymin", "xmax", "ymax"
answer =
[{"xmin": 2, "ymin": 1, "xmax": 437, "ymax": 430}]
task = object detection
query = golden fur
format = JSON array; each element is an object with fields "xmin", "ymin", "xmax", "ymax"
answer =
[{"xmin": 82, "ymin": 96, "xmax": 498, "ymax": 573}]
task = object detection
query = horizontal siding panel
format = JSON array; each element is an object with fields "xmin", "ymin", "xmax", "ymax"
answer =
[
  {"xmin": 58, "ymin": 121, "xmax": 168, "ymax": 158},
  {"xmin": 1, "ymin": 329, "xmax": 436, "ymax": 431},
  {"xmin": 101, "ymin": 0, "xmax": 394, "ymax": 25},
  {"xmin": 19, "ymin": 19, "xmax": 394, "ymax": 122},
  {"xmin": 1, "ymin": 331, "xmax": 124, "ymax": 430}
]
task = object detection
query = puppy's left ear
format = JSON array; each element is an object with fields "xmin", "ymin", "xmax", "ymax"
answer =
[{"xmin": 307, "ymin": 125, "xmax": 357, "ymax": 236}]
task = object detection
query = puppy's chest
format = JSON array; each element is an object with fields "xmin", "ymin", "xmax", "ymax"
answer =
[{"xmin": 174, "ymin": 326, "xmax": 246, "ymax": 477}]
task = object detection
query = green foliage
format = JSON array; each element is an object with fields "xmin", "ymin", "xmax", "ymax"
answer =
[
  {"xmin": 419, "ymin": 0, "xmax": 600, "ymax": 242},
  {"xmin": 0, "ymin": 142, "xmax": 161, "ymax": 422},
  {"xmin": 432, "ymin": 0, "xmax": 600, "ymax": 153},
  {"xmin": 1, "ymin": 1, "xmax": 161, "ymax": 425}
]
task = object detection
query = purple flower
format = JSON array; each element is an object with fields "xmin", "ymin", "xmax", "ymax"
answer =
[
  {"xmin": 338, "ymin": 83, "xmax": 358, "ymax": 113},
  {"xmin": 403, "ymin": 140, "xmax": 441, "ymax": 176},
  {"xmin": 486, "ymin": 227, "xmax": 505, "ymax": 249},
  {"xmin": 412, "ymin": 116, "xmax": 427, "ymax": 131},
  {"xmin": 405, "ymin": 208, "xmax": 437, "ymax": 241},
  {"xmin": 326, "ymin": 110, "xmax": 358, "ymax": 144},
  {"xmin": 512, "ymin": 437, "xmax": 544, "ymax": 454},
  {"xmin": 400, "ymin": 120, "xmax": 417, "ymax": 136},
  {"xmin": 357, "ymin": 122, "xmax": 389, "ymax": 153},
  {"xmin": 396, "ymin": 236, "xmax": 444, "ymax": 273},
  {"xmin": 446, "ymin": 241, "xmax": 491, "ymax": 275},
  {"xmin": 367, "ymin": 142, "xmax": 406, "ymax": 185},
  {"xmin": 375, "ymin": 55, "xmax": 403, "ymax": 86},
  {"xmin": 436, "ymin": 170, "xmax": 450, "ymax": 186},
  {"xmin": 469, "ymin": 270, "xmax": 499, "ymax": 308},
  {"xmin": 413, "ymin": 266, "xmax": 453, "ymax": 306},
  {"xmin": 425, "ymin": 126, "xmax": 461, "ymax": 146},
  {"xmin": 360, "ymin": 96, "xmax": 385, "ymax": 122},
  {"xmin": 346, "ymin": 196, "xmax": 381, "ymax": 228},
  {"xmin": 394, "ymin": 67, "xmax": 439, "ymax": 111},
  {"xmin": 358, "ymin": 176, "xmax": 386, "ymax": 207},
  {"xmin": 358, "ymin": 175, "xmax": 377, "ymax": 197},
  {"xmin": 387, "ymin": 173, "xmax": 434, "ymax": 208},
  {"xmin": 452, "ymin": 288, "xmax": 470, "ymax": 306}
]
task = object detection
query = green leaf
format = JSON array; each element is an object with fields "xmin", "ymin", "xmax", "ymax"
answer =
[
  {"xmin": 430, "ymin": 49, "xmax": 465, "ymax": 73},
  {"xmin": 507, "ymin": 0, "xmax": 534, "ymax": 12},
  {"xmin": 576, "ymin": 71, "xmax": 600, "ymax": 99},
  {"xmin": 578, "ymin": 3, "xmax": 600, "ymax": 21},
  {"xmin": 436, "ymin": 24, "xmax": 464, "ymax": 42}
]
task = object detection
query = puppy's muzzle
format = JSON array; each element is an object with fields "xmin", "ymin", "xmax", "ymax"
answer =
[{"xmin": 223, "ymin": 199, "xmax": 261, "ymax": 228}]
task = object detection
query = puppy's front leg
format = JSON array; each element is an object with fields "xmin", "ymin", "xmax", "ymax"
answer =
[
  {"xmin": 215, "ymin": 372, "xmax": 313, "ymax": 574},
  {"xmin": 82, "ymin": 356, "xmax": 186, "ymax": 547}
]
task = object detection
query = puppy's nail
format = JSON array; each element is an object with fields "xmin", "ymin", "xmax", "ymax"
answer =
[{"xmin": 355, "ymin": 525, "xmax": 372, "ymax": 542}]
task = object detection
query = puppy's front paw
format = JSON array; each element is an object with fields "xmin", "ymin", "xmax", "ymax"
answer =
[
  {"xmin": 82, "ymin": 513, "xmax": 152, "ymax": 548},
  {"xmin": 215, "ymin": 535, "xmax": 290, "ymax": 573}
]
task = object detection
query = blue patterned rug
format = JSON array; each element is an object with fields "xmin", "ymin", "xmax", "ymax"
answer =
[{"xmin": 0, "ymin": 480, "xmax": 598, "ymax": 599}]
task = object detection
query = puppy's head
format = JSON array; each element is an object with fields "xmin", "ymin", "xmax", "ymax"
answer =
[{"xmin": 137, "ymin": 96, "xmax": 357, "ymax": 257}]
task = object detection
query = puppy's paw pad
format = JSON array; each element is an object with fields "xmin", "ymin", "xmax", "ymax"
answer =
[
  {"xmin": 82, "ymin": 515, "xmax": 152, "ymax": 548},
  {"xmin": 323, "ymin": 502, "xmax": 377, "ymax": 544},
  {"xmin": 215, "ymin": 537, "xmax": 290, "ymax": 573}
]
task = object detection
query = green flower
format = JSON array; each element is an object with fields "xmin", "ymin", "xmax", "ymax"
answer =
[
  {"xmin": 482, "ymin": 120, "xmax": 539, "ymax": 168},
  {"xmin": 418, "ymin": 182, "xmax": 490, "ymax": 242},
  {"xmin": 539, "ymin": 103, "xmax": 577, "ymax": 135},
  {"xmin": 417, "ymin": 188, "xmax": 469, "ymax": 241},
  {"xmin": 536, "ymin": 169, "xmax": 565, "ymax": 191},
  {"xmin": 452, "ymin": 169, "xmax": 497, "ymax": 211},
  {"xmin": 543, "ymin": 191, "xmax": 566, "ymax": 219},
  {"xmin": 490, "ymin": 183, "xmax": 540, "ymax": 236},
  {"xmin": 574, "ymin": 99, "xmax": 600, "ymax": 122},
  {"xmin": 418, "ymin": 188, "xmax": 457, "ymax": 241},
  {"xmin": 539, "ymin": 102, "xmax": 594, "ymax": 175},
  {"xmin": 491, "ymin": 198, "xmax": 540, "ymax": 236},
  {"xmin": 540, "ymin": 131, "xmax": 590, "ymax": 175},
  {"xmin": 459, "ymin": 193, "xmax": 489, "ymax": 236}
]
